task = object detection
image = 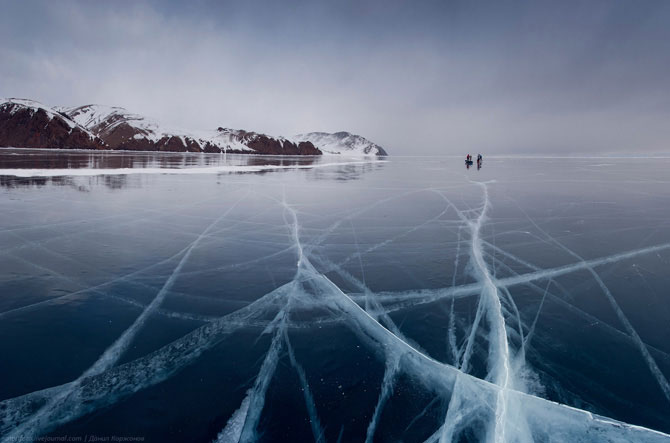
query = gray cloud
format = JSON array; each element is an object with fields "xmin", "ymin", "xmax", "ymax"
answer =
[{"xmin": 1, "ymin": 0, "xmax": 669, "ymax": 154}]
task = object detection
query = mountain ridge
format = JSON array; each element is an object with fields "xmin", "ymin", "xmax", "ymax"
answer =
[{"xmin": 0, "ymin": 99, "xmax": 388, "ymax": 156}]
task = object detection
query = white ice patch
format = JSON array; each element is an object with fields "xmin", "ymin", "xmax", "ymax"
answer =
[
  {"xmin": 0, "ymin": 160, "xmax": 385, "ymax": 177},
  {"xmin": 215, "ymin": 394, "xmax": 251, "ymax": 443}
]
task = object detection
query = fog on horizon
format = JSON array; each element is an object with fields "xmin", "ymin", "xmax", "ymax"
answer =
[{"xmin": 1, "ymin": 0, "xmax": 669, "ymax": 155}]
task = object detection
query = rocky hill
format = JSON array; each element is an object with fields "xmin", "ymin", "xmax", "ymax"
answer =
[
  {"xmin": 1, "ymin": 99, "xmax": 388, "ymax": 156},
  {"xmin": 0, "ymin": 99, "xmax": 105, "ymax": 150},
  {"xmin": 293, "ymin": 131, "xmax": 387, "ymax": 156},
  {"xmin": 62, "ymin": 104, "xmax": 320, "ymax": 155}
]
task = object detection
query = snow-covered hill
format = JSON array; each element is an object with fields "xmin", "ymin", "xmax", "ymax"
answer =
[
  {"xmin": 2, "ymin": 98, "xmax": 387, "ymax": 156},
  {"xmin": 293, "ymin": 131, "xmax": 387, "ymax": 156},
  {"xmin": 62, "ymin": 104, "xmax": 193, "ymax": 145},
  {"xmin": 4, "ymin": 99, "xmax": 98, "ymax": 139},
  {"xmin": 61, "ymin": 104, "xmax": 320, "ymax": 155},
  {"xmin": 0, "ymin": 99, "xmax": 104, "ymax": 150},
  {"xmin": 62, "ymin": 105, "xmax": 250, "ymax": 153}
]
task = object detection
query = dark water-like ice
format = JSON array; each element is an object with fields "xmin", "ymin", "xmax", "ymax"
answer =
[{"xmin": 1, "ymin": 149, "xmax": 670, "ymax": 442}]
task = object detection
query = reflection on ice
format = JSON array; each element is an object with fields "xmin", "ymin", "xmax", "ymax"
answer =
[{"xmin": 0, "ymin": 148, "xmax": 387, "ymax": 191}]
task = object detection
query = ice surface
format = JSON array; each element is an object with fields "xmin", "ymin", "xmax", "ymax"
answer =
[
  {"xmin": 1, "ymin": 154, "xmax": 670, "ymax": 442},
  {"xmin": 0, "ymin": 159, "xmax": 383, "ymax": 177}
]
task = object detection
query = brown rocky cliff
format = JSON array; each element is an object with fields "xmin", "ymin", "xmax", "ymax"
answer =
[
  {"xmin": 246, "ymin": 135, "xmax": 320, "ymax": 155},
  {"xmin": 0, "ymin": 106, "xmax": 106, "ymax": 150},
  {"xmin": 2, "ymin": 101, "xmax": 323, "ymax": 155}
]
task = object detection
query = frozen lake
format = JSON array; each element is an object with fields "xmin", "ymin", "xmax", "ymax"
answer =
[{"xmin": 1, "ymin": 149, "xmax": 670, "ymax": 442}]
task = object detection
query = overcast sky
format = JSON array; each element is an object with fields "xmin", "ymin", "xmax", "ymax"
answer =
[{"xmin": 1, "ymin": 0, "xmax": 669, "ymax": 155}]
